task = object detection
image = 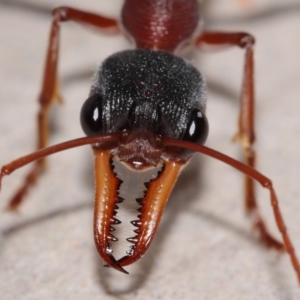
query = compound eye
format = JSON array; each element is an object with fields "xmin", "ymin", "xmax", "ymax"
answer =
[
  {"xmin": 80, "ymin": 93, "xmax": 103, "ymax": 136},
  {"xmin": 183, "ymin": 109, "xmax": 209, "ymax": 145}
]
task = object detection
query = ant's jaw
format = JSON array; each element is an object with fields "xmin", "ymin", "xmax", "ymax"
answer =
[{"xmin": 92, "ymin": 147, "xmax": 184, "ymax": 272}]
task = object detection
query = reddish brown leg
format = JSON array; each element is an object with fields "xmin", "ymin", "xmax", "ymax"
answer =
[
  {"xmin": 7, "ymin": 7, "xmax": 120, "ymax": 210},
  {"xmin": 195, "ymin": 32, "xmax": 284, "ymax": 250},
  {"xmin": 164, "ymin": 138, "xmax": 300, "ymax": 284}
]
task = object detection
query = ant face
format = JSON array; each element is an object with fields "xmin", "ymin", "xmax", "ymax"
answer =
[{"xmin": 81, "ymin": 49, "xmax": 209, "ymax": 169}]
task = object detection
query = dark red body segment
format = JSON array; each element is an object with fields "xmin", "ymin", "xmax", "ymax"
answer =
[{"xmin": 121, "ymin": 0, "xmax": 200, "ymax": 52}]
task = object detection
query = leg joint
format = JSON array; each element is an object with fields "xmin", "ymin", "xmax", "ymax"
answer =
[
  {"xmin": 238, "ymin": 33, "xmax": 255, "ymax": 48},
  {"xmin": 52, "ymin": 6, "xmax": 70, "ymax": 22}
]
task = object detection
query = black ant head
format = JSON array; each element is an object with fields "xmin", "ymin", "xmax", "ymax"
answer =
[{"xmin": 80, "ymin": 49, "xmax": 208, "ymax": 168}]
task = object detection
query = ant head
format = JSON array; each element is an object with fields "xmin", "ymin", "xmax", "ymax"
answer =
[{"xmin": 80, "ymin": 49, "xmax": 208, "ymax": 168}]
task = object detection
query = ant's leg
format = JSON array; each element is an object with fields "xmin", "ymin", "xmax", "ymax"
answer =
[
  {"xmin": 163, "ymin": 138, "xmax": 300, "ymax": 284},
  {"xmin": 7, "ymin": 7, "xmax": 120, "ymax": 210},
  {"xmin": 195, "ymin": 32, "xmax": 284, "ymax": 250}
]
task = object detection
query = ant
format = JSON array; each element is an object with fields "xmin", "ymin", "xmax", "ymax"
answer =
[{"xmin": 1, "ymin": 0, "xmax": 300, "ymax": 285}]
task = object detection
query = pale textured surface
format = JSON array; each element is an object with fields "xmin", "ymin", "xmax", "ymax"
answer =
[{"xmin": 0, "ymin": 0, "xmax": 300, "ymax": 299}]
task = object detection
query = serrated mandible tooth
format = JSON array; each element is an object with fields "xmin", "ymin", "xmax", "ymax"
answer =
[
  {"xmin": 108, "ymin": 234, "xmax": 118, "ymax": 242},
  {"xmin": 127, "ymin": 237, "xmax": 138, "ymax": 244},
  {"xmin": 110, "ymin": 217, "xmax": 121, "ymax": 225},
  {"xmin": 131, "ymin": 220, "xmax": 142, "ymax": 227}
]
